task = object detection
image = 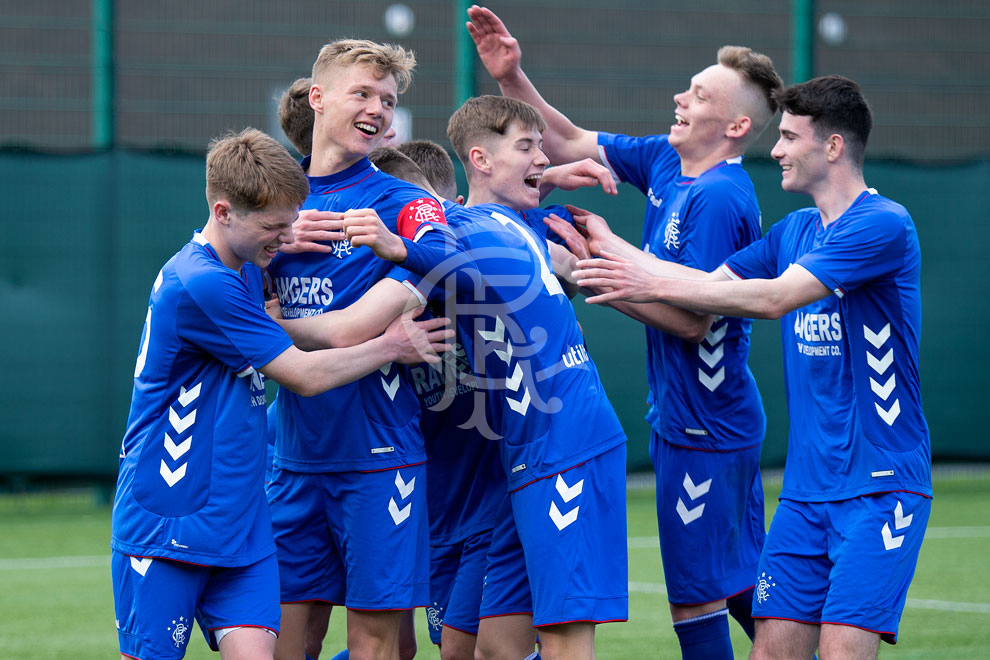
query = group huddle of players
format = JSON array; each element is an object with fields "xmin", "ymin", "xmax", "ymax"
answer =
[{"xmin": 109, "ymin": 6, "xmax": 933, "ymax": 660}]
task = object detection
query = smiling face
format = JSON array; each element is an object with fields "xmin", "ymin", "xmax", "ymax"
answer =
[
  {"xmin": 481, "ymin": 121, "xmax": 549, "ymax": 211},
  {"xmin": 771, "ymin": 111, "xmax": 829, "ymax": 195},
  {"xmin": 669, "ymin": 64, "xmax": 744, "ymax": 159},
  {"xmin": 312, "ymin": 62, "xmax": 398, "ymax": 168},
  {"xmin": 224, "ymin": 205, "xmax": 298, "ymax": 270}
]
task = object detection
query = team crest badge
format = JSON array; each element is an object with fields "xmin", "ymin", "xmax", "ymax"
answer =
[
  {"xmin": 412, "ymin": 199, "xmax": 443, "ymax": 224},
  {"xmin": 756, "ymin": 572, "xmax": 777, "ymax": 603},
  {"xmin": 168, "ymin": 616, "xmax": 189, "ymax": 649},
  {"xmin": 332, "ymin": 238, "xmax": 353, "ymax": 259},
  {"xmin": 426, "ymin": 603, "xmax": 443, "ymax": 631},
  {"xmin": 663, "ymin": 212, "xmax": 681, "ymax": 250}
]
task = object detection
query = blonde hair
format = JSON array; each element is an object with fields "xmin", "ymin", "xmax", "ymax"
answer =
[
  {"xmin": 278, "ymin": 77, "xmax": 314, "ymax": 156},
  {"xmin": 447, "ymin": 96, "xmax": 546, "ymax": 177},
  {"xmin": 205, "ymin": 128, "xmax": 309, "ymax": 211},
  {"xmin": 312, "ymin": 39, "xmax": 415, "ymax": 93},
  {"xmin": 717, "ymin": 45, "xmax": 783, "ymax": 141}
]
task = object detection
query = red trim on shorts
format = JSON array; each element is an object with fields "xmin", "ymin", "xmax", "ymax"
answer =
[
  {"xmin": 821, "ymin": 620, "xmax": 897, "ymax": 644},
  {"xmin": 280, "ymin": 598, "xmax": 340, "ymax": 606},
  {"xmin": 208, "ymin": 623, "xmax": 278, "ymax": 636},
  {"xmin": 534, "ymin": 617, "xmax": 628, "ymax": 628},
  {"xmin": 478, "ymin": 610, "xmax": 533, "ymax": 620},
  {"xmin": 441, "ymin": 621, "xmax": 479, "ymax": 636},
  {"xmin": 344, "ymin": 604, "xmax": 427, "ymax": 612},
  {"xmin": 753, "ymin": 614, "xmax": 817, "ymax": 625},
  {"xmin": 358, "ymin": 460, "xmax": 426, "ymax": 474},
  {"xmin": 670, "ymin": 584, "xmax": 754, "ymax": 607}
]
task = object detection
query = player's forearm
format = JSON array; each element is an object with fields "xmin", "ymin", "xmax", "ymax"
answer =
[
  {"xmin": 653, "ymin": 276, "xmax": 788, "ymax": 320},
  {"xmin": 606, "ymin": 299, "xmax": 713, "ymax": 343},
  {"xmin": 263, "ymin": 339, "xmax": 397, "ymax": 397}
]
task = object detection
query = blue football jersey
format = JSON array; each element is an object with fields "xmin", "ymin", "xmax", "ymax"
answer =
[
  {"xmin": 723, "ymin": 190, "xmax": 932, "ymax": 501},
  {"xmin": 442, "ymin": 204, "xmax": 626, "ymax": 491},
  {"xmin": 597, "ymin": 132, "xmax": 766, "ymax": 451},
  {"xmin": 111, "ymin": 232, "xmax": 292, "ymax": 566},
  {"xmin": 268, "ymin": 157, "xmax": 452, "ymax": 472}
]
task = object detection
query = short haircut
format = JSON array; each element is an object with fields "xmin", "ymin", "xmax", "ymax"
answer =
[
  {"xmin": 773, "ymin": 75, "xmax": 873, "ymax": 166},
  {"xmin": 278, "ymin": 77, "xmax": 314, "ymax": 156},
  {"xmin": 205, "ymin": 128, "xmax": 309, "ymax": 211},
  {"xmin": 717, "ymin": 45, "xmax": 783, "ymax": 142},
  {"xmin": 447, "ymin": 96, "xmax": 546, "ymax": 178},
  {"xmin": 312, "ymin": 39, "xmax": 415, "ymax": 94},
  {"xmin": 398, "ymin": 140, "xmax": 458, "ymax": 200},
  {"xmin": 368, "ymin": 146, "xmax": 434, "ymax": 193}
]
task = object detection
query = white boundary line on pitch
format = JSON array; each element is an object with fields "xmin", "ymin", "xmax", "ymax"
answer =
[
  {"xmin": 626, "ymin": 582, "xmax": 990, "ymax": 614},
  {"xmin": 628, "ymin": 526, "xmax": 990, "ymax": 548}
]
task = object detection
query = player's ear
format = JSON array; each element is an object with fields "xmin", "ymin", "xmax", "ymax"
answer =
[
  {"xmin": 309, "ymin": 83, "xmax": 323, "ymax": 114},
  {"xmin": 213, "ymin": 200, "xmax": 233, "ymax": 225},
  {"xmin": 468, "ymin": 146, "xmax": 491, "ymax": 176},
  {"xmin": 726, "ymin": 115, "xmax": 751, "ymax": 139},
  {"xmin": 825, "ymin": 133, "xmax": 844, "ymax": 162}
]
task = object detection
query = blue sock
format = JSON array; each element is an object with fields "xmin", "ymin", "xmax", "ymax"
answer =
[
  {"xmin": 673, "ymin": 608, "xmax": 733, "ymax": 660},
  {"xmin": 726, "ymin": 587, "xmax": 756, "ymax": 641},
  {"xmin": 326, "ymin": 650, "xmax": 348, "ymax": 660}
]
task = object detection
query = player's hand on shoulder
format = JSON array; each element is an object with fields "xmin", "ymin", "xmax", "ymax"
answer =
[
  {"xmin": 342, "ymin": 208, "xmax": 408, "ymax": 263},
  {"xmin": 541, "ymin": 159, "xmax": 618, "ymax": 197},
  {"xmin": 279, "ymin": 209, "xmax": 346, "ymax": 255},
  {"xmin": 466, "ymin": 5, "xmax": 522, "ymax": 81},
  {"xmin": 383, "ymin": 307, "xmax": 454, "ymax": 365}
]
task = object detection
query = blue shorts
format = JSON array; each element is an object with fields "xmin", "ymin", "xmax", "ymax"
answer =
[
  {"xmin": 651, "ymin": 433, "xmax": 766, "ymax": 604},
  {"xmin": 267, "ymin": 465, "xmax": 429, "ymax": 610},
  {"xmin": 111, "ymin": 551, "xmax": 280, "ymax": 659},
  {"xmin": 479, "ymin": 494, "xmax": 533, "ymax": 620},
  {"xmin": 512, "ymin": 444, "xmax": 629, "ymax": 627},
  {"xmin": 753, "ymin": 493, "xmax": 932, "ymax": 643},
  {"xmin": 426, "ymin": 528, "xmax": 494, "ymax": 644}
]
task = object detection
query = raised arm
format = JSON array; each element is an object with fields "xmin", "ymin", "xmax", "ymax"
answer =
[
  {"xmin": 260, "ymin": 307, "xmax": 452, "ymax": 397},
  {"xmin": 467, "ymin": 5, "xmax": 600, "ymax": 165}
]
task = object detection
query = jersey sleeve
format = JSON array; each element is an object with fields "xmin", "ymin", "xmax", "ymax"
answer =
[
  {"xmin": 393, "ymin": 195, "xmax": 465, "ymax": 279},
  {"xmin": 596, "ymin": 132, "xmax": 679, "ymax": 195},
  {"xmin": 722, "ymin": 220, "xmax": 784, "ymax": 281},
  {"xmin": 797, "ymin": 206, "xmax": 908, "ymax": 296},
  {"xmin": 180, "ymin": 266, "xmax": 293, "ymax": 374}
]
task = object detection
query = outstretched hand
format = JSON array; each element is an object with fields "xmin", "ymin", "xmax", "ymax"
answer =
[
  {"xmin": 541, "ymin": 159, "xmax": 617, "ymax": 197},
  {"xmin": 544, "ymin": 214, "xmax": 591, "ymax": 261},
  {"xmin": 572, "ymin": 251, "xmax": 661, "ymax": 305},
  {"xmin": 384, "ymin": 307, "xmax": 454, "ymax": 365},
  {"xmin": 343, "ymin": 208, "xmax": 408, "ymax": 263},
  {"xmin": 279, "ymin": 209, "xmax": 346, "ymax": 255},
  {"xmin": 564, "ymin": 204, "xmax": 620, "ymax": 255},
  {"xmin": 466, "ymin": 5, "xmax": 522, "ymax": 82}
]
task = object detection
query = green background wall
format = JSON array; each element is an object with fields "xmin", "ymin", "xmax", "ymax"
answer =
[{"xmin": 1, "ymin": 151, "xmax": 986, "ymax": 477}]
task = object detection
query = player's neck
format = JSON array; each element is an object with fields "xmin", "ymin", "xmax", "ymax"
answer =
[
  {"xmin": 308, "ymin": 138, "xmax": 364, "ymax": 177},
  {"xmin": 465, "ymin": 187, "xmax": 522, "ymax": 211},
  {"xmin": 201, "ymin": 220, "xmax": 244, "ymax": 272},
  {"xmin": 678, "ymin": 144, "xmax": 741, "ymax": 178},
  {"xmin": 813, "ymin": 170, "xmax": 869, "ymax": 227}
]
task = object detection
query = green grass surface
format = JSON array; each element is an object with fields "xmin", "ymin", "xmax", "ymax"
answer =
[{"xmin": 1, "ymin": 472, "xmax": 988, "ymax": 659}]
